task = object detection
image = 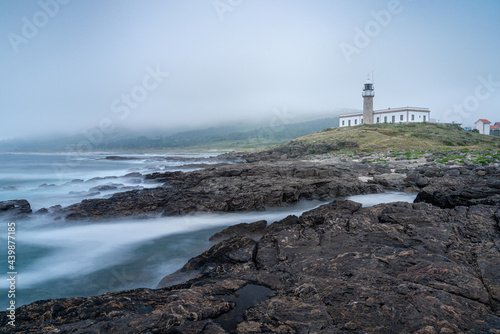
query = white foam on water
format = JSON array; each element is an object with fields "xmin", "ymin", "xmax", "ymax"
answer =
[{"xmin": 1, "ymin": 200, "xmax": 327, "ymax": 290}]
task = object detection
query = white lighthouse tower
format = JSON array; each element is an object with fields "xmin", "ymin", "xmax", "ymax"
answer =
[
  {"xmin": 362, "ymin": 76, "xmax": 375, "ymax": 124},
  {"xmin": 339, "ymin": 75, "xmax": 430, "ymax": 127}
]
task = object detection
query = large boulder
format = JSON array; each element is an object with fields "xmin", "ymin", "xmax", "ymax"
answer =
[
  {"xmin": 157, "ymin": 236, "xmax": 257, "ymax": 288},
  {"xmin": 0, "ymin": 199, "xmax": 31, "ymax": 218}
]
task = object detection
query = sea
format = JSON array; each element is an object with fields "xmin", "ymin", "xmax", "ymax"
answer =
[{"xmin": 0, "ymin": 153, "xmax": 417, "ymax": 309}]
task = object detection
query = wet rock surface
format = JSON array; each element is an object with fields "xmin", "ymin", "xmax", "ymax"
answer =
[
  {"xmin": 4, "ymin": 195, "xmax": 500, "ymax": 333},
  {"xmin": 61, "ymin": 161, "xmax": 382, "ymax": 220},
  {"xmin": 209, "ymin": 220, "xmax": 267, "ymax": 242},
  {"xmin": 3, "ymin": 154, "xmax": 500, "ymax": 333},
  {"xmin": 411, "ymin": 166, "xmax": 500, "ymax": 208},
  {"xmin": 0, "ymin": 199, "xmax": 32, "ymax": 218}
]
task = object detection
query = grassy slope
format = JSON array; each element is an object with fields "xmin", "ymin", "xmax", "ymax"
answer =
[{"xmin": 293, "ymin": 123, "xmax": 500, "ymax": 152}]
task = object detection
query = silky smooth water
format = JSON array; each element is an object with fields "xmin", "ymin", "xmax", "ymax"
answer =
[
  {"xmin": 1, "ymin": 201, "xmax": 329, "ymax": 308},
  {"xmin": 0, "ymin": 154, "xmax": 418, "ymax": 309},
  {"xmin": 346, "ymin": 191, "xmax": 417, "ymax": 207}
]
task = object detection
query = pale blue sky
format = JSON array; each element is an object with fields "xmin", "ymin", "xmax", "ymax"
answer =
[{"xmin": 1, "ymin": 0, "xmax": 499, "ymax": 139}]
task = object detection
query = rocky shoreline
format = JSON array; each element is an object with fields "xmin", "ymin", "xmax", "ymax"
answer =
[
  {"xmin": 61, "ymin": 161, "xmax": 382, "ymax": 220},
  {"xmin": 1, "ymin": 151, "xmax": 499, "ymax": 333}
]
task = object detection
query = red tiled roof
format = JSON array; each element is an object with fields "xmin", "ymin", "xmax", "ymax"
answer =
[
  {"xmin": 476, "ymin": 119, "xmax": 491, "ymax": 123},
  {"xmin": 491, "ymin": 125, "xmax": 500, "ymax": 130}
]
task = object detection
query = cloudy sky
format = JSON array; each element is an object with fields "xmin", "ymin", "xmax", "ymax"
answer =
[{"xmin": 1, "ymin": 0, "xmax": 499, "ymax": 139}]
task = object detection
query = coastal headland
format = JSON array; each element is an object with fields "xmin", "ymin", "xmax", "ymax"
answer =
[{"xmin": 1, "ymin": 123, "xmax": 500, "ymax": 333}]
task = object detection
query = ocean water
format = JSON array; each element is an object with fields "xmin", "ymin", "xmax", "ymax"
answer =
[
  {"xmin": 0, "ymin": 153, "xmax": 221, "ymax": 211},
  {"xmin": 0, "ymin": 153, "xmax": 417, "ymax": 308},
  {"xmin": 346, "ymin": 191, "xmax": 417, "ymax": 207}
]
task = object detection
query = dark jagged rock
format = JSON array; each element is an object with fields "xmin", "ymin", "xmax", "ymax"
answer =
[
  {"xmin": 38, "ymin": 183, "xmax": 56, "ymax": 188},
  {"xmin": 61, "ymin": 161, "xmax": 500, "ymax": 221},
  {"xmin": 62, "ymin": 162, "xmax": 382, "ymax": 220},
  {"xmin": 105, "ymin": 156, "xmax": 140, "ymax": 160},
  {"xmin": 35, "ymin": 205, "xmax": 63, "ymax": 217},
  {"xmin": 123, "ymin": 172, "xmax": 143, "ymax": 178},
  {"xmin": 5, "ymin": 198, "xmax": 499, "ymax": 333},
  {"xmin": 157, "ymin": 236, "xmax": 257, "ymax": 288},
  {"xmin": 0, "ymin": 199, "xmax": 31, "ymax": 218},
  {"xmin": 4, "ymin": 154, "xmax": 500, "ymax": 332},
  {"xmin": 209, "ymin": 220, "xmax": 267, "ymax": 242},
  {"xmin": 89, "ymin": 183, "xmax": 122, "ymax": 192},
  {"xmin": 1, "ymin": 186, "xmax": 19, "ymax": 191},
  {"xmin": 414, "ymin": 169, "xmax": 500, "ymax": 208},
  {"xmin": 85, "ymin": 176, "xmax": 118, "ymax": 183}
]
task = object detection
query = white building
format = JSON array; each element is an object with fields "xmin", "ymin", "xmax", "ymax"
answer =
[
  {"xmin": 339, "ymin": 78, "xmax": 430, "ymax": 127},
  {"xmin": 475, "ymin": 119, "xmax": 491, "ymax": 135},
  {"xmin": 339, "ymin": 107, "xmax": 431, "ymax": 127}
]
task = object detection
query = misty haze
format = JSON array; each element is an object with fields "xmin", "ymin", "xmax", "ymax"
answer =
[{"xmin": 1, "ymin": 1, "xmax": 500, "ymax": 333}]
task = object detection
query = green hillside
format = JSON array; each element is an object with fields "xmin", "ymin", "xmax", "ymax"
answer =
[{"xmin": 281, "ymin": 122, "xmax": 500, "ymax": 152}]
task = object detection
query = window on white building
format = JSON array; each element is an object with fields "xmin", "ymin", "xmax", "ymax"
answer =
[
  {"xmin": 342, "ymin": 120, "xmax": 345, "ymax": 126},
  {"xmin": 411, "ymin": 115, "xmax": 415, "ymax": 121},
  {"xmin": 400, "ymin": 115, "xmax": 403, "ymax": 121},
  {"xmin": 376, "ymin": 117, "xmax": 380, "ymax": 123},
  {"xmin": 354, "ymin": 119, "xmax": 357, "ymax": 125},
  {"xmin": 348, "ymin": 120, "xmax": 351, "ymax": 126},
  {"xmin": 392, "ymin": 116, "xmax": 395, "ymax": 123},
  {"xmin": 384, "ymin": 116, "xmax": 387, "ymax": 123}
]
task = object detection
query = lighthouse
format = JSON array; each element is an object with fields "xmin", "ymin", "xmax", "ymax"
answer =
[
  {"xmin": 339, "ymin": 76, "xmax": 430, "ymax": 127},
  {"xmin": 362, "ymin": 77, "xmax": 374, "ymax": 124}
]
